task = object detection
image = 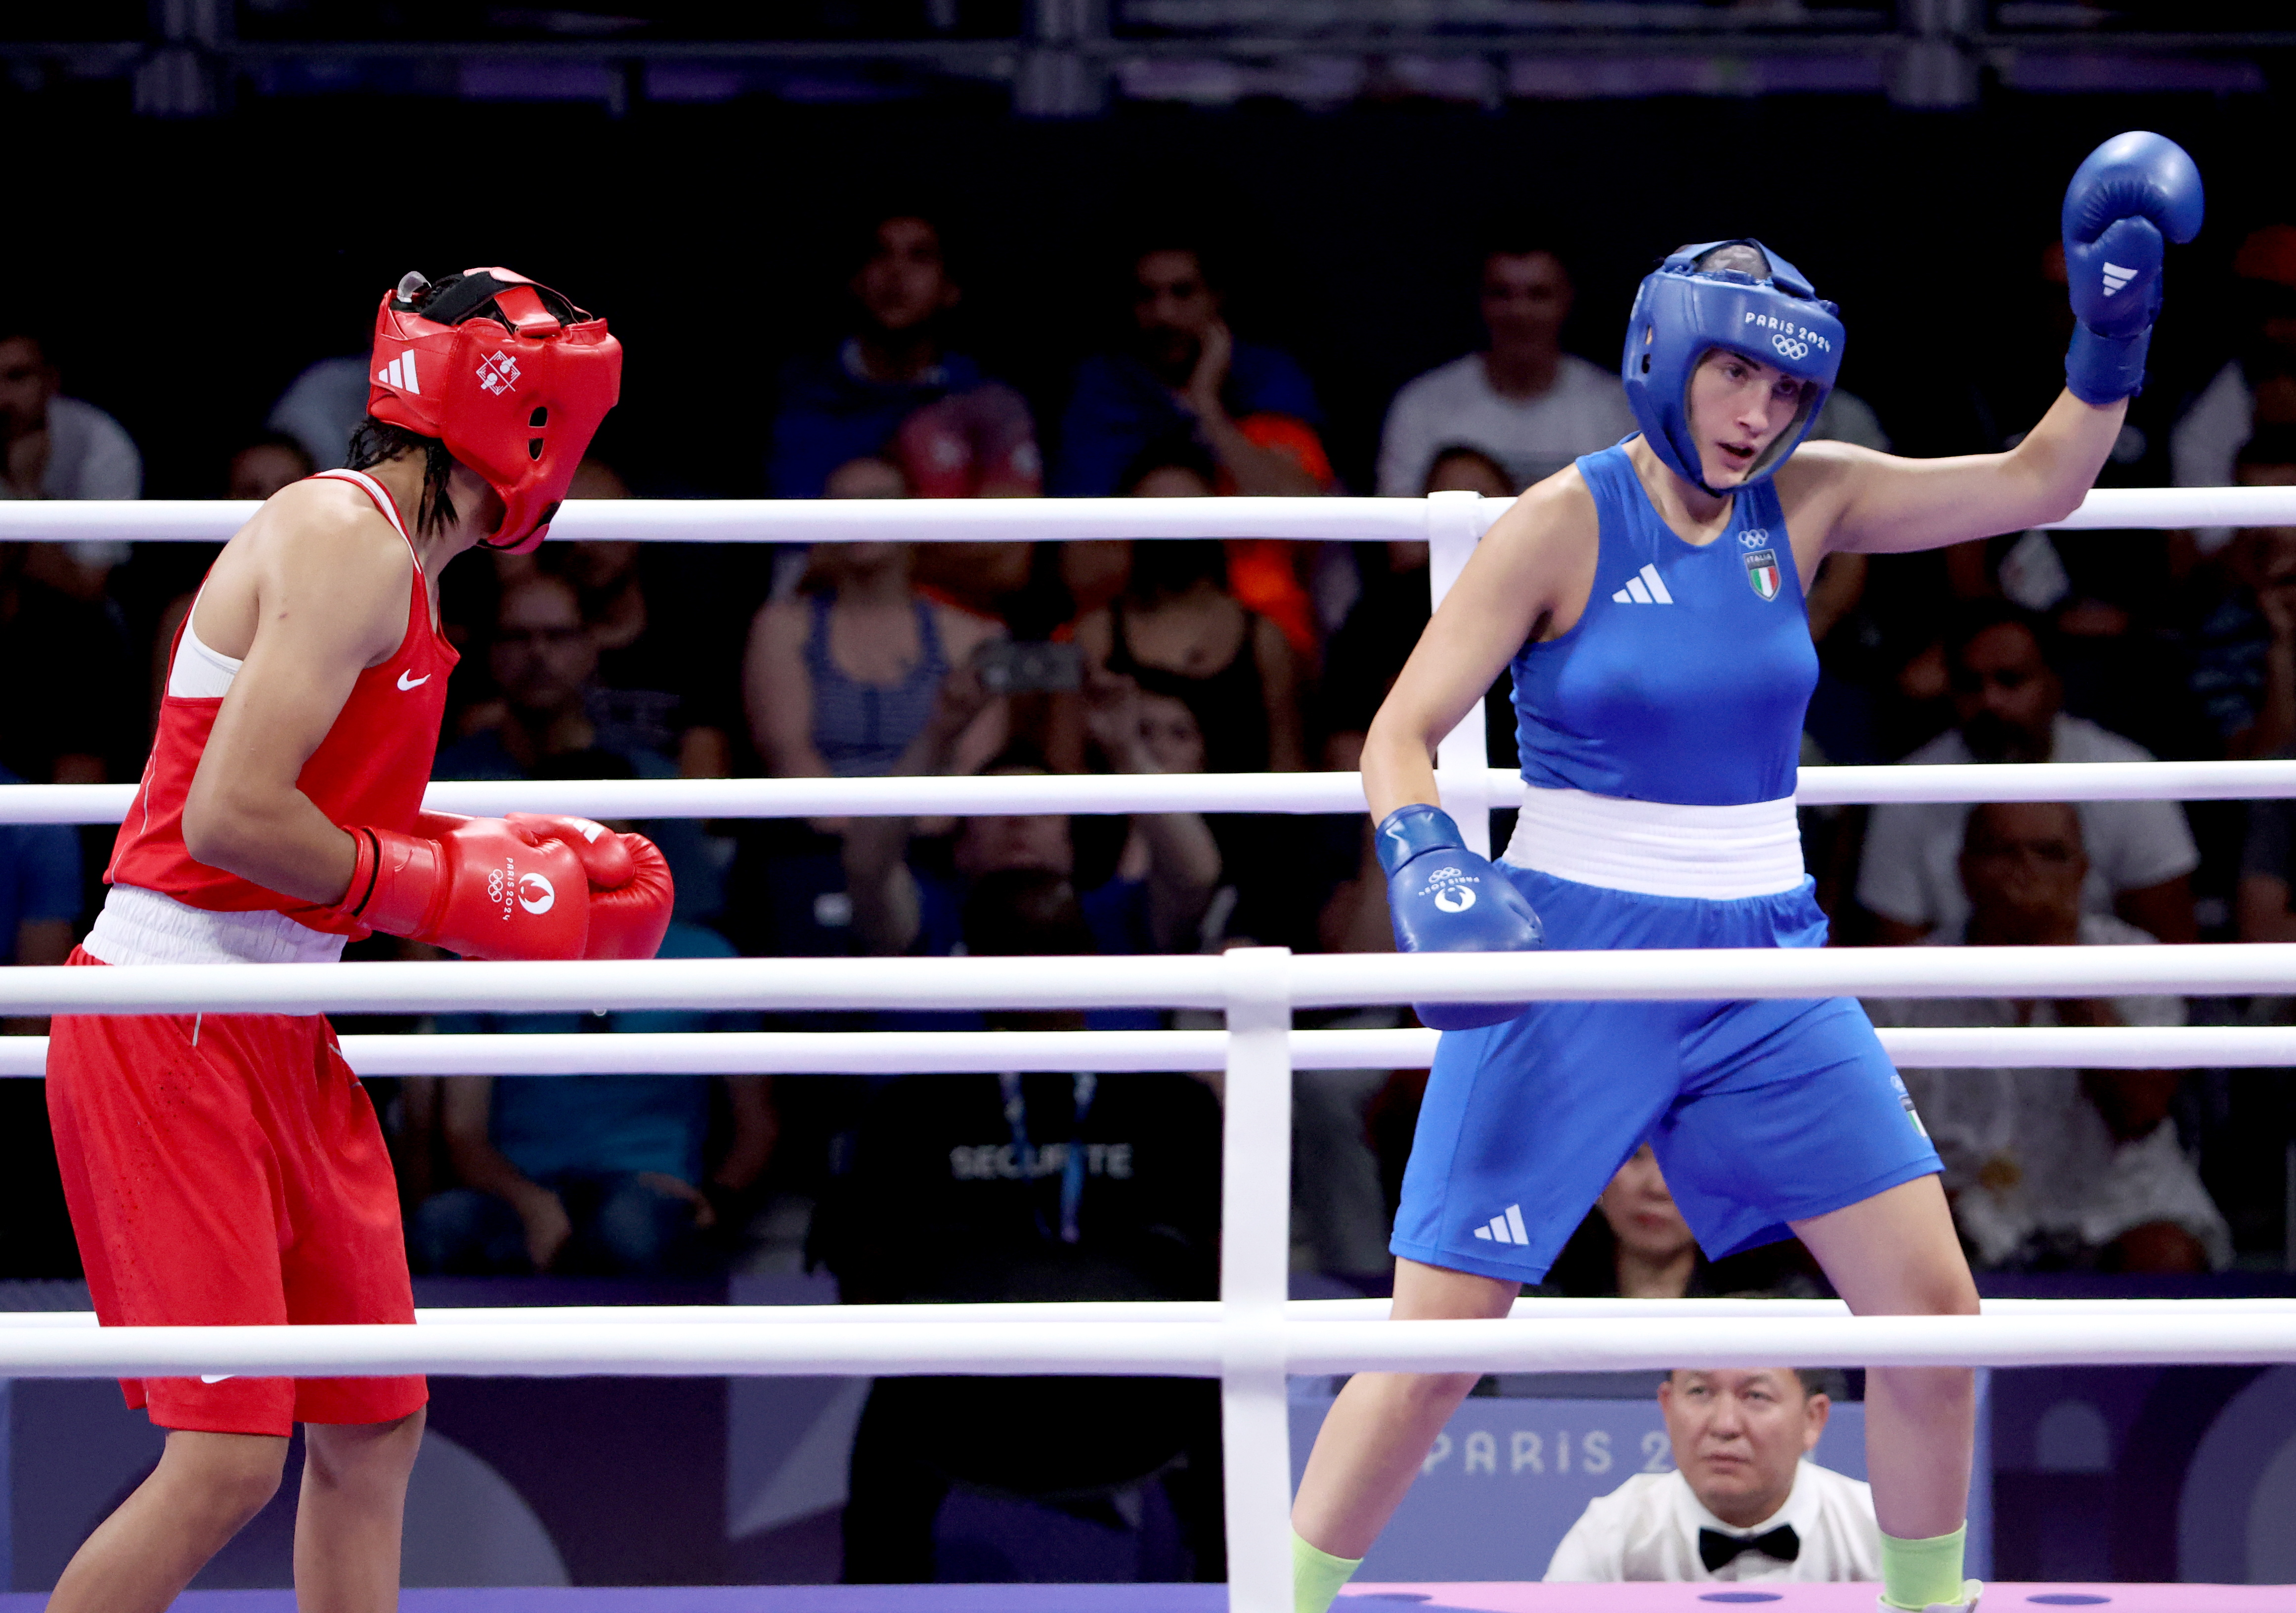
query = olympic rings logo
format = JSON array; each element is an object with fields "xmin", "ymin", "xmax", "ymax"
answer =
[{"xmin": 1771, "ymin": 334, "xmax": 1810, "ymax": 361}]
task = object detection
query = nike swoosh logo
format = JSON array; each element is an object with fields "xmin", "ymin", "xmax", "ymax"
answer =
[{"xmin": 396, "ymin": 671, "xmax": 431, "ymax": 691}]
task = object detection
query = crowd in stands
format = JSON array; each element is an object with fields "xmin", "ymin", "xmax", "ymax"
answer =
[{"xmin": 2, "ymin": 207, "xmax": 2296, "ymax": 1320}]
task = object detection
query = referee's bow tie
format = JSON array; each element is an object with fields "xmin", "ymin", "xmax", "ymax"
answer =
[{"xmin": 1698, "ymin": 1523, "xmax": 1801, "ymax": 1572}]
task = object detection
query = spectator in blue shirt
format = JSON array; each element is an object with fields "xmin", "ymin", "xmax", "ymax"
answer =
[
  {"xmin": 768, "ymin": 213, "xmax": 1038, "ymax": 500},
  {"xmin": 0, "ymin": 770, "xmax": 79, "ymax": 1277},
  {"xmin": 409, "ymin": 921, "xmax": 775, "ymax": 1276},
  {"xmin": 0, "ymin": 763, "xmax": 79, "ymax": 971},
  {"xmin": 1053, "ymin": 239, "xmax": 1325, "ymax": 498}
]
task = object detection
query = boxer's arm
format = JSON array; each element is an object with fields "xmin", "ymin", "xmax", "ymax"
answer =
[
  {"xmin": 1780, "ymin": 391, "xmax": 2126, "ymax": 561},
  {"xmin": 1362, "ymin": 467, "xmax": 1597, "ymax": 821},
  {"xmin": 180, "ymin": 520, "xmax": 415, "ymax": 904}
]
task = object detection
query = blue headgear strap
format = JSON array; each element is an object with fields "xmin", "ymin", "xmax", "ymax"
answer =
[{"xmin": 1619, "ymin": 238, "xmax": 1846, "ymax": 495}]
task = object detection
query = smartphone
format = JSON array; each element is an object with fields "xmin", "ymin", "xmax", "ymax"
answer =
[{"xmin": 974, "ymin": 640, "xmax": 1083, "ymax": 696}]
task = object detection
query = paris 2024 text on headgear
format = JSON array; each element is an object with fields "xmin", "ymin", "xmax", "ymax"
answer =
[
  {"xmin": 367, "ymin": 267, "xmax": 624, "ymax": 555},
  {"xmin": 1620, "ymin": 238, "xmax": 1845, "ymax": 496}
]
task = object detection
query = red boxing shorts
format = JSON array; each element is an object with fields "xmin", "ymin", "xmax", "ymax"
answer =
[{"xmin": 45, "ymin": 948, "xmax": 426, "ymax": 1437}]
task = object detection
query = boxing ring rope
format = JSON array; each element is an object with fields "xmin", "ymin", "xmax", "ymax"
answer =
[
  {"xmin": 3, "ymin": 490, "xmax": 2293, "ymax": 1609},
  {"xmin": 5, "ymin": 758, "xmax": 2296, "ymax": 825},
  {"xmin": 0, "ymin": 1024, "xmax": 2288, "ymax": 1076},
  {"xmin": 1, "ymin": 481, "xmax": 2292, "ymax": 544}
]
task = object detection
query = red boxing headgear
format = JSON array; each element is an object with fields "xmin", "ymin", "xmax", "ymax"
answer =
[{"xmin": 367, "ymin": 267, "xmax": 622, "ymax": 554}]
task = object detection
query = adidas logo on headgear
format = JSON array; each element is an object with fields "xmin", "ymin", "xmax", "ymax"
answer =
[{"xmin": 375, "ymin": 353, "xmax": 420, "ymax": 394}]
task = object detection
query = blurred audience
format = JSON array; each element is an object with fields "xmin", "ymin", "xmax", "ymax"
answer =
[
  {"xmin": 225, "ymin": 432, "xmax": 315, "ymax": 502},
  {"xmin": 815, "ymin": 873, "xmax": 1224, "ymax": 1581},
  {"xmin": 0, "ymin": 328, "xmax": 141, "ymax": 502},
  {"xmin": 769, "ymin": 213, "xmax": 1038, "ymax": 501},
  {"xmin": 1073, "ymin": 538, "xmax": 1303, "ymax": 775},
  {"xmin": 434, "ymin": 570, "xmax": 722, "ymax": 917},
  {"xmin": 744, "ymin": 538, "xmax": 1007, "ymax": 783},
  {"xmin": 1376, "ymin": 240, "xmax": 1633, "ymax": 496},
  {"xmin": 1543, "ymin": 1145, "xmax": 1820, "ymax": 1300},
  {"xmin": 543, "ymin": 459, "xmax": 741, "ymax": 781},
  {"xmin": 1054, "ymin": 238, "xmax": 1326, "ymax": 499},
  {"xmin": 2181, "ymin": 428, "xmax": 2296, "ymax": 761},
  {"xmin": 1867, "ymin": 803, "xmax": 2229, "ymax": 1273},
  {"xmin": 1856, "ymin": 604, "xmax": 2198, "ymax": 945},
  {"xmin": 1546, "ymin": 1368, "xmax": 1876, "ymax": 1585},
  {"xmin": 410, "ymin": 920, "xmax": 773, "ymax": 1276},
  {"xmin": 2173, "ymin": 224, "xmax": 2296, "ymax": 556}
]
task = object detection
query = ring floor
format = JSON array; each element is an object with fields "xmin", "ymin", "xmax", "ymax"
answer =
[{"xmin": 0, "ymin": 1585, "xmax": 2275, "ymax": 1611}]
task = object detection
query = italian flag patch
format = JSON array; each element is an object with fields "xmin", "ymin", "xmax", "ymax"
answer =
[{"xmin": 1743, "ymin": 548, "xmax": 1782, "ymax": 602}]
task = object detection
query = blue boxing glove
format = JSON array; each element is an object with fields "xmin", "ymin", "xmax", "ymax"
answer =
[
  {"xmin": 1376, "ymin": 803, "xmax": 1544, "ymax": 1032},
  {"xmin": 2061, "ymin": 130, "xmax": 2204, "ymax": 406}
]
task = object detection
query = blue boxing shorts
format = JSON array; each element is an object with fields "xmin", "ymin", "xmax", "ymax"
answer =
[{"xmin": 1390, "ymin": 863, "xmax": 1941, "ymax": 1284}]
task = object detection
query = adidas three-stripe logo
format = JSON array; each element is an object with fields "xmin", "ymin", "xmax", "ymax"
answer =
[
  {"xmin": 1610, "ymin": 563, "xmax": 1674, "ymax": 606},
  {"xmin": 376, "ymin": 353, "xmax": 421, "ymax": 394},
  {"xmin": 2100, "ymin": 262, "xmax": 2138, "ymax": 298},
  {"xmin": 1473, "ymin": 1204, "xmax": 1531, "ymax": 1245}
]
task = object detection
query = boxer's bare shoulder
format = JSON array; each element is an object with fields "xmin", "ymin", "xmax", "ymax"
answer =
[{"xmin": 194, "ymin": 475, "xmax": 417, "ymax": 669}]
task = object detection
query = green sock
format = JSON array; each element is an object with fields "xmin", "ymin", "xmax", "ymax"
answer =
[
  {"xmin": 1880, "ymin": 1524, "xmax": 1968, "ymax": 1611},
  {"xmin": 1292, "ymin": 1529, "xmax": 1363, "ymax": 1613}
]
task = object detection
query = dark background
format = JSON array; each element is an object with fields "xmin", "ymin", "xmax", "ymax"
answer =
[{"xmin": 4, "ymin": 87, "xmax": 2283, "ymax": 503}]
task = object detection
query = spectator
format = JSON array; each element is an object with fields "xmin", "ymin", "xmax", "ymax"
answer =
[
  {"xmin": 0, "ymin": 328, "xmax": 141, "ymax": 501},
  {"xmin": 2239, "ymin": 757, "xmax": 2296, "ymax": 946},
  {"xmin": 2173, "ymin": 224, "xmax": 2296, "ymax": 556},
  {"xmin": 768, "ymin": 213, "xmax": 1038, "ymax": 500},
  {"xmin": 1072, "ymin": 538, "xmax": 1304, "ymax": 775},
  {"xmin": 1054, "ymin": 238, "xmax": 1327, "ymax": 499},
  {"xmin": 2181, "ymin": 428, "xmax": 2296, "ymax": 761},
  {"xmin": 0, "ymin": 548, "xmax": 140, "ymax": 786},
  {"xmin": 544, "ymin": 458, "xmax": 742, "ymax": 781},
  {"xmin": 1545, "ymin": 1368, "xmax": 1878, "ymax": 1584},
  {"xmin": 843, "ymin": 717, "xmax": 1223, "ymax": 978},
  {"xmin": 1543, "ymin": 1145, "xmax": 1819, "ymax": 1300},
  {"xmin": 1868, "ymin": 802, "xmax": 2229, "ymax": 1273},
  {"xmin": 1323, "ymin": 445, "xmax": 1514, "ymax": 771},
  {"xmin": 0, "ymin": 756, "xmax": 82, "ymax": 1278},
  {"xmin": 814, "ymin": 871, "xmax": 1224, "ymax": 1582},
  {"xmin": 1856, "ymin": 604, "xmax": 2199, "ymax": 944},
  {"xmin": 1376, "ymin": 241, "xmax": 1634, "ymax": 496},
  {"xmin": 225, "ymin": 432, "xmax": 315, "ymax": 502},
  {"xmin": 411, "ymin": 920, "xmax": 774, "ymax": 1275},
  {"xmin": 743, "ymin": 537, "xmax": 1007, "ymax": 783},
  {"xmin": 267, "ymin": 353, "xmax": 370, "ymax": 470},
  {"xmin": 434, "ymin": 571, "xmax": 721, "ymax": 916}
]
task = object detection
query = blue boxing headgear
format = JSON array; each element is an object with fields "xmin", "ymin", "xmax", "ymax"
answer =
[{"xmin": 1621, "ymin": 239, "xmax": 1845, "ymax": 494}]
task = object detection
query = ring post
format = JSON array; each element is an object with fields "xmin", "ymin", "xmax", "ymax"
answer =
[
  {"xmin": 1220, "ymin": 945, "xmax": 1295, "ymax": 1613},
  {"xmin": 1426, "ymin": 490, "xmax": 1492, "ymax": 856}
]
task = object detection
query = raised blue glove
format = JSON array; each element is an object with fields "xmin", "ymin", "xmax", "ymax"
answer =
[
  {"xmin": 2061, "ymin": 130, "xmax": 2204, "ymax": 406},
  {"xmin": 1377, "ymin": 803, "xmax": 1544, "ymax": 1032}
]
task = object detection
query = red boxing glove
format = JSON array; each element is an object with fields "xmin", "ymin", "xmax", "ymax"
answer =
[
  {"xmin": 508, "ymin": 813, "xmax": 676, "ymax": 961},
  {"xmin": 335, "ymin": 814, "xmax": 589, "ymax": 961}
]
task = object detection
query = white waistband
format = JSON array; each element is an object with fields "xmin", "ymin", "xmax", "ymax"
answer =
[
  {"xmin": 1501, "ymin": 786, "xmax": 1805, "ymax": 899},
  {"xmin": 85, "ymin": 884, "xmax": 347, "ymax": 967}
]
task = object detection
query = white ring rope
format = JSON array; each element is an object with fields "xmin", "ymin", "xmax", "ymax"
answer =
[
  {"xmin": 0, "ymin": 1025, "xmax": 2284, "ymax": 1078},
  {"xmin": 2, "ymin": 1298, "xmax": 2291, "ymax": 1330},
  {"xmin": 0, "ymin": 483, "xmax": 2289, "ymax": 544},
  {"xmin": 0, "ymin": 945, "xmax": 2284, "ymax": 1018},
  {"xmin": 0, "ymin": 1312, "xmax": 2286, "ymax": 1379},
  {"xmin": 5, "ymin": 759, "xmax": 2296, "ymax": 825}
]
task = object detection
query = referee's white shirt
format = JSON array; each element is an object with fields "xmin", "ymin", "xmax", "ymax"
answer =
[{"xmin": 1543, "ymin": 1459, "xmax": 1882, "ymax": 1583}]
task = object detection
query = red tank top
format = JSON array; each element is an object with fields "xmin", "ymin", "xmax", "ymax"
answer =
[{"xmin": 107, "ymin": 470, "xmax": 460, "ymax": 933}]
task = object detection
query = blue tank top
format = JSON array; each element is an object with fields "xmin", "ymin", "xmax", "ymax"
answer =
[
  {"xmin": 806, "ymin": 595, "xmax": 950, "ymax": 777},
  {"xmin": 1510, "ymin": 445, "xmax": 1817, "ymax": 806}
]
